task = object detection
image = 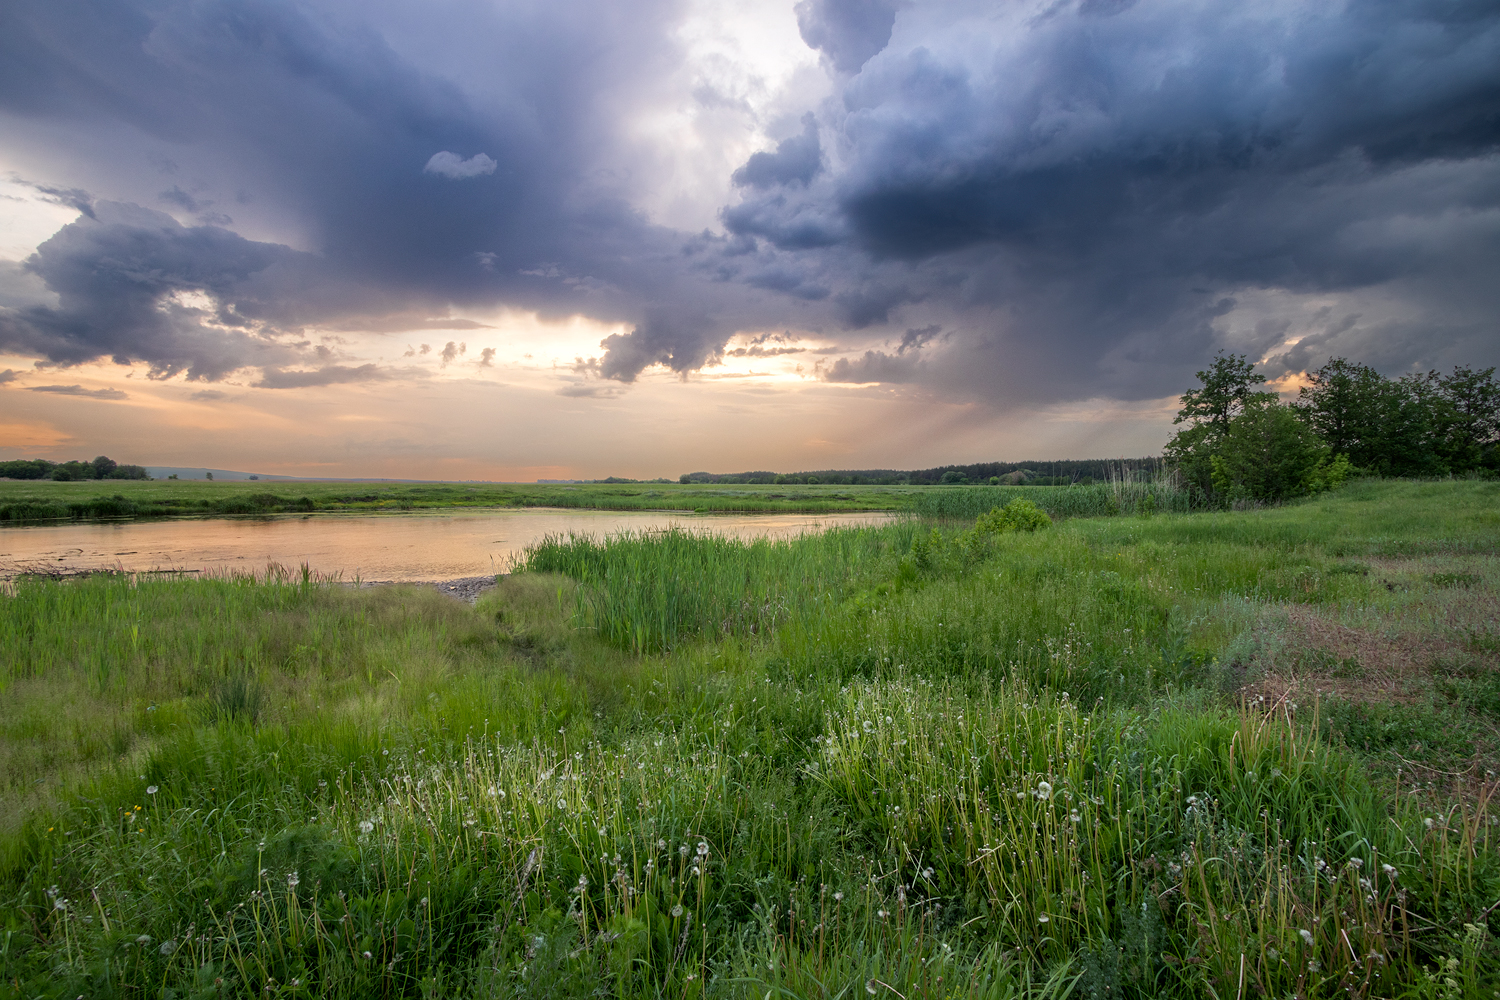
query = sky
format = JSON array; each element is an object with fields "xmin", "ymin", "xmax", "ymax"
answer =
[{"xmin": 1, "ymin": 0, "xmax": 1497, "ymax": 480}]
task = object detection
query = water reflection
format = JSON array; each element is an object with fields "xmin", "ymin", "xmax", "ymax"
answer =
[{"xmin": 0, "ymin": 508, "xmax": 897, "ymax": 581}]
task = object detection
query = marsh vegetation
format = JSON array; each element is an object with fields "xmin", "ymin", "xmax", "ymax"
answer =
[{"xmin": 1, "ymin": 480, "xmax": 1498, "ymax": 997}]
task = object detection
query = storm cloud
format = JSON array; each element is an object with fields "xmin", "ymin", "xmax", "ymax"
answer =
[
  {"xmin": 0, "ymin": 0, "xmax": 1496, "ymax": 409},
  {"xmin": 27, "ymin": 384, "xmax": 129, "ymax": 400}
]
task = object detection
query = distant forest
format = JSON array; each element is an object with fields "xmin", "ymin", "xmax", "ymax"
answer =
[
  {"xmin": 0, "ymin": 456, "xmax": 149, "ymax": 481},
  {"xmin": 647, "ymin": 460, "xmax": 1159, "ymax": 487}
]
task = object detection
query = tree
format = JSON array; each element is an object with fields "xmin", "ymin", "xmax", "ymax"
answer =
[
  {"xmin": 1165, "ymin": 352, "xmax": 1275, "ymax": 494},
  {"xmin": 1436, "ymin": 365, "xmax": 1500, "ymax": 472},
  {"xmin": 92, "ymin": 455, "xmax": 117, "ymax": 479},
  {"xmin": 1297, "ymin": 357, "xmax": 1385, "ymax": 460},
  {"xmin": 1297, "ymin": 358, "xmax": 1469, "ymax": 476},
  {"xmin": 1210, "ymin": 398, "xmax": 1329, "ymax": 501},
  {"xmin": 1373, "ymin": 372, "xmax": 1445, "ymax": 477},
  {"xmin": 1174, "ymin": 352, "xmax": 1267, "ymax": 435}
]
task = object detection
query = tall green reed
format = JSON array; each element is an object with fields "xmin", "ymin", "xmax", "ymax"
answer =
[{"xmin": 518, "ymin": 525, "xmax": 918, "ymax": 653}]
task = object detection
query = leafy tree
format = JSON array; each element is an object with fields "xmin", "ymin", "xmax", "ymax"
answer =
[
  {"xmin": 1436, "ymin": 365, "xmax": 1500, "ymax": 472},
  {"xmin": 1296, "ymin": 357, "xmax": 1386, "ymax": 460},
  {"xmin": 1174, "ymin": 352, "xmax": 1267, "ymax": 435},
  {"xmin": 0, "ymin": 459, "xmax": 51, "ymax": 480},
  {"xmin": 91, "ymin": 455, "xmax": 117, "ymax": 478},
  {"xmin": 1165, "ymin": 352, "xmax": 1275, "ymax": 494},
  {"xmin": 1373, "ymin": 372, "xmax": 1446, "ymax": 477},
  {"xmin": 1298, "ymin": 358, "xmax": 1491, "ymax": 476},
  {"xmin": 1209, "ymin": 398, "xmax": 1329, "ymax": 501}
]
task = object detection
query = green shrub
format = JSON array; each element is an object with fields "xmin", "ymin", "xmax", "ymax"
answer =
[{"xmin": 974, "ymin": 497, "xmax": 1052, "ymax": 533}]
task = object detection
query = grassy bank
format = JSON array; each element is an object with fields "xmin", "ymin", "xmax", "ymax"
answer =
[
  {"xmin": 1, "ymin": 480, "xmax": 1497, "ymax": 997},
  {"xmin": 0, "ymin": 476, "xmax": 1206, "ymax": 524},
  {"xmin": 0, "ymin": 480, "xmax": 919, "ymax": 521}
]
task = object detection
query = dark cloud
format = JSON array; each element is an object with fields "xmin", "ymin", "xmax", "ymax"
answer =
[
  {"xmin": 0, "ymin": 369, "xmax": 17, "ymax": 384},
  {"xmin": 0, "ymin": 0, "xmax": 733, "ymax": 381},
  {"xmin": 897, "ymin": 324, "xmax": 941, "ymax": 354},
  {"xmin": 255, "ymin": 364, "xmax": 399, "ymax": 388},
  {"xmin": 1, "ymin": 0, "xmax": 1497, "ymax": 409},
  {"xmin": 822, "ymin": 350, "xmax": 922, "ymax": 384},
  {"xmin": 27, "ymin": 383, "xmax": 128, "ymax": 399},
  {"xmin": 732, "ymin": 115, "xmax": 823, "ymax": 190},
  {"xmin": 727, "ymin": 345, "xmax": 804, "ymax": 358},
  {"xmin": 159, "ymin": 185, "xmax": 205, "ymax": 213},
  {"xmin": 795, "ymin": 0, "xmax": 900, "ymax": 74},
  {"xmin": 721, "ymin": 0, "xmax": 1500, "ymax": 401},
  {"xmin": 596, "ymin": 309, "xmax": 723, "ymax": 382},
  {"xmin": 189, "ymin": 389, "xmax": 227, "ymax": 401},
  {"xmin": 557, "ymin": 381, "xmax": 624, "ymax": 398},
  {"xmin": 0, "ymin": 203, "xmax": 309, "ymax": 379},
  {"xmin": 12, "ymin": 180, "xmax": 96, "ymax": 219}
]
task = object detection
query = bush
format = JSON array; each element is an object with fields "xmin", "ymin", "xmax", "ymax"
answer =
[
  {"xmin": 974, "ymin": 497, "xmax": 1052, "ymax": 534},
  {"xmin": 1209, "ymin": 399, "xmax": 1328, "ymax": 501}
]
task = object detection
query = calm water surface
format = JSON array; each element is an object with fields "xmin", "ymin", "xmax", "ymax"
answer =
[{"xmin": 0, "ymin": 509, "xmax": 896, "ymax": 581}]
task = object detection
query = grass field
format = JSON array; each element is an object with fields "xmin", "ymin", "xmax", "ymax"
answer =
[
  {"xmin": 0, "ymin": 479, "xmax": 916, "ymax": 520},
  {"xmin": 1, "ymin": 479, "xmax": 1498, "ymax": 997},
  {"xmin": 0, "ymin": 476, "xmax": 1196, "ymax": 523}
]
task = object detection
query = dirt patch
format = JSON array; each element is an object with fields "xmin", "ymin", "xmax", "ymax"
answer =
[{"xmin": 1288, "ymin": 604, "xmax": 1462, "ymax": 676}]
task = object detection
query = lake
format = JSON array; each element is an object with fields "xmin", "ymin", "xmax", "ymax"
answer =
[{"xmin": 0, "ymin": 508, "xmax": 898, "ymax": 581}]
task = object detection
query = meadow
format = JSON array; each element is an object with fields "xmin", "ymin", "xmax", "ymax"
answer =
[
  {"xmin": 0, "ymin": 476, "xmax": 1192, "ymax": 523},
  {"xmin": 0, "ymin": 479, "xmax": 1497, "ymax": 997}
]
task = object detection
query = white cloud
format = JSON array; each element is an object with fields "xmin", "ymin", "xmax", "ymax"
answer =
[{"xmin": 423, "ymin": 151, "xmax": 498, "ymax": 179}]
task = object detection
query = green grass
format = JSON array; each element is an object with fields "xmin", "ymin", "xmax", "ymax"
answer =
[
  {"xmin": 1, "ymin": 480, "xmax": 1498, "ymax": 997},
  {"xmin": 0, "ymin": 476, "xmax": 1207, "ymax": 524},
  {"xmin": 0, "ymin": 479, "xmax": 925, "ymax": 521}
]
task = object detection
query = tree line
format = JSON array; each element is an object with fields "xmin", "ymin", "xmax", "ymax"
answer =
[
  {"xmin": 668, "ymin": 459, "xmax": 1157, "ymax": 487},
  {"xmin": 0, "ymin": 456, "xmax": 150, "ymax": 481},
  {"xmin": 1166, "ymin": 354, "xmax": 1498, "ymax": 502}
]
